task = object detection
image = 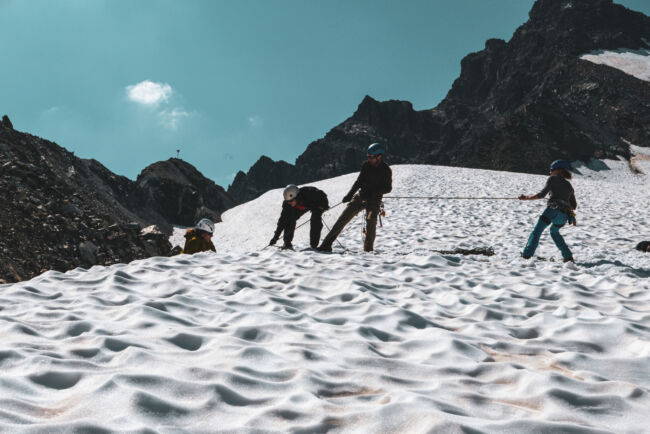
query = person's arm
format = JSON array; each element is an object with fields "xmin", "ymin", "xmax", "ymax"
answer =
[
  {"xmin": 570, "ymin": 192, "xmax": 577, "ymax": 210},
  {"xmin": 518, "ymin": 193, "xmax": 541, "ymax": 201},
  {"xmin": 519, "ymin": 177, "xmax": 550, "ymax": 201},
  {"xmin": 181, "ymin": 229, "xmax": 197, "ymax": 254},
  {"xmin": 318, "ymin": 190, "xmax": 329, "ymax": 209},
  {"xmin": 182, "ymin": 237, "xmax": 199, "ymax": 254},
  {"xmin": 343, "ymin": 175, "xmax": 361, "ymax": 202},
  {"xmin": 381, "ymin": 166, "xmax": 392, "ymax": 195},
  {"xmin": 270, "ymin": 202, "xmax": 291, "ymax": 244}
]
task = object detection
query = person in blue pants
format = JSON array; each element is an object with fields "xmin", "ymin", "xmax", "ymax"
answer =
[{"xmin": 519, "ymin": 160, "xmax": 577, "ymax": 262}]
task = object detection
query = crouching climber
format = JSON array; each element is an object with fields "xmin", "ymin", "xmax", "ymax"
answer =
[
  {"xmin": 182, "ymin": 218, "xmax": 216, "ymax": 254},
  {"xmin": 270, "ymin": 184, "xmax": 329, "ymax": 250}
]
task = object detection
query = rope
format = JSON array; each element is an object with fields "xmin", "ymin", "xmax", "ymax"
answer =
[
  {"xmin": 263, "ymin": 201, "xmax": 344, "ymax": 250},
  {"xmin": 383, "ymin": 196, "xmax": 518, "ymax": 200},
  {"xmin": 294, "ymin": 201, "xmax": 343, "ymax": 230},
  {"xmin": 322, "ymin": 219, "xmax": 347, "ymax": 252}
]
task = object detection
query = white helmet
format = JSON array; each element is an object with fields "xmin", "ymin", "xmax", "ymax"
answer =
[
  {"xmin": 283, "ymin": 184, "xmax": 299, "ymax": 201},
  {"xmin": 195, "ymin": 218, "xmax": 214, "ymax": 234}
]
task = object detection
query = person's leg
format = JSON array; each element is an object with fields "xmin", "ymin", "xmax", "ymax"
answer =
[
  {"xmin": 309, "ymin": 210, "xmax": 323, "ymax": 248},
  {"xmin": 549, "ymin": 212, "xmax": 572, "ymax": 260},
  {"xmin": 522, "ymin": 208, "xmax": 554, "ymax": 258},
  {"xmin": 363, "ymin": 201, "xmax": 380, "ymax": 252},
  {"xmin": 318, "ymin": 196, "xmax": 364, "ymax": 250},
  {"xmin": 282, "ymin": 208, "xmax": 302, "ymax": 248}
]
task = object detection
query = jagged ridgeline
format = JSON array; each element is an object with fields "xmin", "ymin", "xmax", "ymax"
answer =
[
  {"xmin": 228, "ymin": 0, "xmax": 650, "ymax": 203},
  {"xmin": 0, "ymin": 119, "xmax": 236, "ymax": 283}
]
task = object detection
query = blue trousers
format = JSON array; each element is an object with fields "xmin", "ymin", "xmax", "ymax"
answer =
[{"xmin": 523, "ymin": 207, "xmax": 572, "ymax": 260}]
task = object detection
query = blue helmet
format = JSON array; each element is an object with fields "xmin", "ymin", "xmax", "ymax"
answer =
[
  {"xmin": 550, "ymin": 160, "xmax": 570, "ymax": 171},
  {"xmin": 367, "ymin": 142, "xmax": 385, "ymax": 156}
]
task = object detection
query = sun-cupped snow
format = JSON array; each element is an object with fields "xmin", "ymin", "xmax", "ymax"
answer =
[
  {"xmin": 2, "ymin": 157, "xmax": 649, "ymax": 433},
  {"xmin": 580, "ymin": 46, "xmax": 650, "ymax": 82}
]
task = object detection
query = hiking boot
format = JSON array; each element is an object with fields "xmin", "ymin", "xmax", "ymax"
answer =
[
  {"xmin": 521, "ymin": 254, "xmax": 531, "ymax": 259},
  {"xmin": 316, "ymin": 244, "xmax": 332, "ymax": 252},
  {"xmin": 280, "ymin": 243, "xmax": 294, "ymax": 250},
  {"xmin": 563, "ymin": 257, "xmax": 574, "ymax": 263}
]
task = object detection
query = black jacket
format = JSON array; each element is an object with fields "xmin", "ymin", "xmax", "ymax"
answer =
[
  {"xmin": 295, "ymin": 186, "xmax": 329, "ymax": 211},
  {"xmin": 273, "ymin": 186, "xmax": 329, "ymax": 240},
  {"xmin": 537, "ymin": 175, "xmax": 577, "ymax": 212},
  {"xmin": 345, "ymin": 160, "xmax": 392, "ymax": 200}
]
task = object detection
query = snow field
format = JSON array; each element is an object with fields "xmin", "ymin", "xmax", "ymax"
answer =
[{"xmin": 1, "ymin": 156, "xmax": 649, "ymax": 433}]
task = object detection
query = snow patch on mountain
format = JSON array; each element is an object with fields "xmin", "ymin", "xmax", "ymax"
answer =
[{"xmin": 580, "ymin": 48, "xmax": 650, "ymax": 81}]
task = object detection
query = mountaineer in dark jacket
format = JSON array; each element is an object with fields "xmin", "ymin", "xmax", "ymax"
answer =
[
  {"xmin": 519, "ymin": 160, "xmax": 577, "ymax": 262},
  {"xmin": 270, "ymin": 185, "xmax": 329, "ymax": 250},
  {"xmin": 182, "ymin": 218, "xmax": 216, "ymax": 254},
  {"xmin": 317, "ymin": 142, "xmax": 392, "ymax": 252}
]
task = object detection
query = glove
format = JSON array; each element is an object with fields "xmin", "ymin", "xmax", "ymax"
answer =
[
  {"xmin": 342, "ymin": 193, "xmax": 353, "ymax": 203},
  {"xmin": 269, "ymin": 236, "xmax": 279, "ymax": 246},
  {"xmin": 567, "ymin": 211, "xmax": 577, "ymax": 226}
]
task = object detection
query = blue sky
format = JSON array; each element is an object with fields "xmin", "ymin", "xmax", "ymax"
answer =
[{"xmin": 1, "ymin": 0, "xmax": 649, "ymax": 187}]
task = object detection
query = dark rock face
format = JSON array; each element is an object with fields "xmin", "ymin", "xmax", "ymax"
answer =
[
  {"xmin": 228, "ymin": 156, "xmax": 296, "ymax": 203},
  {"xmin": 1, "ymin": 115, "xmax": 12, "ymax": 130},
  {"xmin": 228, "ymin": 0, "xmax": 650, "ymax": 202},
  {"xmin": 130, "ymin": 159, "xmax": 237, "ymax": 227},
  {"xmin": 0, "ymin": 124, "xmax": 228, "ymax": 283}
]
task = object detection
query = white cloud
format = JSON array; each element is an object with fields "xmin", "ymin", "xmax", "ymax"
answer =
[
  {"xmin": 125, "ymin": 80, "xmax": 193, "ymax": 130},
  {"xmin": 248, "ymin": 115, "xmax": 263, "ymax": 128},
  {"xmin": 159, "ymin": 109, "xmax": 190, "ymax": 130},
  {"xmin": 43, "ymin": 106, "xmax": 62, "ymax": 114},
  {"xmin": 126, "ymin": 80, "xmax": 172, "ymax": 105}
]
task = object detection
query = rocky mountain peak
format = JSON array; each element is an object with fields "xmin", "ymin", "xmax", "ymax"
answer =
[
  {"xmin": 523, "ymin": 0, "xmax": 648, "ymax": 53},
  {"xmin": 132, "ymin": 158, "xmax": 236, "ymax": 227},
  {"xmin": 228, "ymin": 155, "xmax": 295, "ymax": 203},
  {"xmin": 138, "ymin": 158, "xmax": 205, "ymax": 187},
  {"xmin": 0, "ymin": 127, "xmax": 236, "ymax": 283},
  {"xmin": 529, "ymin": 0, "xmax": 612, "ymax": 24},
  {"xmin": 349, "ymin": 95, "xmax": 415, "ymax": 126},
  {"xmin": 1, "ymin": 115, "xmax": 13, "ymax": 129},
  {"xmin": 227, "ymin": 0, "xmax": 649, "ymax": 203},
  {"xmin": 0, "ymin": 125, "xmax": 174, "ymax": 283}
]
